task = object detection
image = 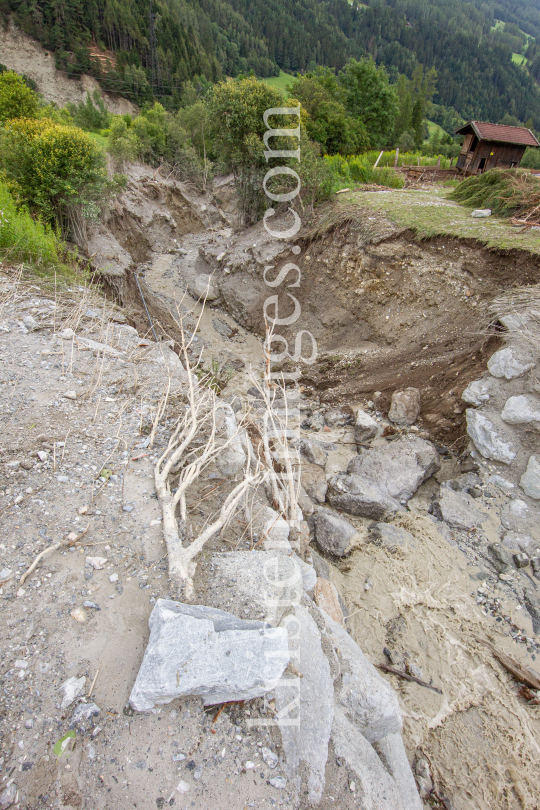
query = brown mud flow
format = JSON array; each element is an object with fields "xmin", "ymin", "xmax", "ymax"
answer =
[{"xmin": 96, "ymin": 192, "xmax": 540, "ymax": 451}]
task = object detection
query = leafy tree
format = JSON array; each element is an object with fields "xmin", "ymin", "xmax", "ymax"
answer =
[
  {"xmin": 67, "ymin": 90, "xmax": 111, "ymax": 131},
  {"xmin": 337, "ymin": 58, "xmax": 399, "ymax": 148},
  {"xmin": 0, "ymin": 70, "xmax": 39, "ymax": 123}
]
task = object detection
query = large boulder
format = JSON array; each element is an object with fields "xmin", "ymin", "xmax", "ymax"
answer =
[
  {"xmin": 487, "ymin": 347, "xmax": 535, "ymax": 380},
  {"xmin": 501, "ymin": 395, "xmax": 540, "ymax": 425},
  {"xmin": 275, "ymin": 605, "xmax": 334, "ymax": 805},
  {"xmin": 388, "ymin": 388, "xmax": 421, "ymax": 427},
  {"xmin": 346, "ymin": 437, "xmax": 440, "ymax": 503},
  {"xmin": 501, "ymin": 499, "xmax": 531, "ymax": 531},
  {"xmin": 466, "ymin": 409, "xmax": 517, "ymax": 465},
  {"xmin": 374, "ymin": 734, "xmax": 424, "ymax": 810},
  {"xmin": 368, "ymin": 523, "xmax": 415, "ymax": 551},
  {"xmin": 314, "ymin": 508, "xmax": 362, "ymax": 557},
  {"xmin": 129, "ymin": 600, "xmax": 289, "ymax": 711},
  {"xmin": 327, "ymin": 473, "xmax": 400, "ymax": 520}
]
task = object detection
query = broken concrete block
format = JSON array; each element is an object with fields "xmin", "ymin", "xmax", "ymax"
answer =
[{"xmin": 129, "ymin": 600, "xmax": 289, "ymax": 711}]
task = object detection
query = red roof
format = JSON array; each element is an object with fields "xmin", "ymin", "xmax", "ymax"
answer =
[{"xmin": 455, "ymin": 120, "xmax": 540, "ymax": 147}]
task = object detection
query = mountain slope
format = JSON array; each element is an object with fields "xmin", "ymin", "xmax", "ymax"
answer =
[{"xmin": 3, "ymin": 0, "xmax": 540, "ymax": 127}]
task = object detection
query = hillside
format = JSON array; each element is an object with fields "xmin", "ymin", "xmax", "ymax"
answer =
[{"xmin": 4, "ymin": 0, "xmax": 540, "ymax": 127}]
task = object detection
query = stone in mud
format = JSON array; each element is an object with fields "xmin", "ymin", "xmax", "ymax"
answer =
[
  {"xmin": 433, "ymin": 487, "xmax": 485, "ymax": 530},
  {"xmin": 324, "ymin": 405, "xmax": 355, "ymax": 427},
  {"xmin": 388, "ymin": 388, "xmax": 421, "ymax": 427},
  {"xmin": 524, "ymin": 589, "xmax": 540, "ymax": 635},
  {"xmin": 327, "ymin": 473, "xmax": 400, "ymax": 520},
  {"xmin": 295, "ymin": 438, "xmax": 328, "ymax": 467},
  {"xmin": 501, "ymin": 499, "xmax": 530, "ymax": 531},
  {"xmin": 314, "ymin": 508, "xmax": 361, "ymax": 557},
  {"xmin": 301, "ymin": 462, "xmax": 328, "ymax": 504},
  {"xmin": 461, "ymin": 379, "xmax": 492, "ymax": 406},
  {"xmin": 192, "ymin": 273, "xmax": 218, "ymax": 300},
  {"xmin": 501, "ymin": 395, "xmax": 540, "ymax": 426},
  {"xmin": 313, "ymin": 578, "xmax": 345, "ymax": 626},
  {"xmin": 0, "ymin": 783, "xmax": 17, "ymax": 810},
  {"xmin": 520, "ymin": 455, "xmax": 540, "ymax": 499},
  {"xmin": 332, "ymin": 709, "xmax": 403, "ymax": 810},
  {"xmin": 487, "ymin": 347, "xmax": 535, "ymax": 380},
  {"xmin": 502, "ymin": 532, "xmax": 534, "ymax": 553},
  {"xmin": 466, "ymin": 410, "xmax": 517, "ymax": 465},
  {"xmin": 129, "ymin": 600, "xmax": 289, "ymax": 711},
  {"xmin": 374, "ymin": 733, "xmax": 424, "ymax": 810},
  {"xmin": 347, "ymin": 437, "xmax": 440, "ymax": 503},
  {"xmin": 354, "ymin": 409, "xmax": 378, "ymax": 443},
  {"xmin": 488, "ymin": 543, "xmax": 513, "ymax": 574},
  {"xmin": 368, "ymin": 523, "xmax": 415, "ymax": 550}
]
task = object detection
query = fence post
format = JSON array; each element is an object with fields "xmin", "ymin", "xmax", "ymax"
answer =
[
  {"xmin": 394, "ymin": 148, "xmax": 399, "ymax": 168},
  {"xmin": 373, "ymin": 151, "xmax": 384, "ymax": 168}
]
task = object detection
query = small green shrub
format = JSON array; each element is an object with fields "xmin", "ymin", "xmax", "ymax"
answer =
[{"xmin": 0, "ymin": 180, "xmax": 65, "ymax": 269}]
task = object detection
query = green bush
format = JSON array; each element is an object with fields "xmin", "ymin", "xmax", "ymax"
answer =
[
  {"xmin": 0, "ymin": 180, "xmax": 65, "ymax": 269},
  {"xmin": 324, "ymin": 154, "xmax": 405, "ymax": 189},
  {"xmin": 0, "ymin": 118, "xmax": 112, "ymax": 234},
  {"xmin": 0, "ymin": 71, "xmax": 39, "ymax": 123},
  {"xmin": 66, "ymin": 90, "xmax": 111, "ymax": 131}
]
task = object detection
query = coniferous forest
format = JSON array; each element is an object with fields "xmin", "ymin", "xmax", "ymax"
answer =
[{"xmin": 3, "ymin": 0, "xmax": 540, "ymax": 128}]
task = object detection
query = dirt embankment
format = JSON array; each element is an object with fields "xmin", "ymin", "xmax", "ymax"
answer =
[
  {"xmin": 0, "ymin": 21, "xmax": 135, "ymax": 114},
  {"xmin": 91, "ymin": 175, "xmax": 540, "ymax": 451}
]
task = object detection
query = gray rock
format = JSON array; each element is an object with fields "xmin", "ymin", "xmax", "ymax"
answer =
[
  {"xmin": 192, "ymin": 273, "xmax": 218, "ymax": 301},
  {"xmin": 388, "ymin": 388, "xmax": 421, "ymax": 426},
  {"xmin": 327, "ymin": 473, "xmax": 400, "ymax": 520},
  {"xmin": 488, "ymin": 543, "xmax": 513, "ymax": 573},
  {"xmin": 502, "ymin": 532, "xmax": 534, "ymax": 552},
  {"xmin": 461, "ymin": 379, "xmax": 492, "ymax": 406},
  {"xmin": 487, "ymin": 347, "xmax": 535, "ymax": 380},
  {"xmin": 295, "ymin": 438, "xmax": 327, "ymax": 467},
  {"xmin": 524, "ymin": 589, "xmax": 540, "ymax": 635},
  {"xmin": 347, "ymin": 437, "xmax": 440, "ymax": 502},
  {"xmin": 23, "ymin": 314, "xmax": 38, "ymax": 330},
  {"xmin": 268, "ymin": 776, "xmax": 287, "ymax": 789},
  {"xmin": 60, "ymin": 676, "xmax": 86, "ymax": 710},
  {"xmin": 324, "ymin": 405, "xmax": 355, "ymax": 427},
  {"xmin": 210, "ymin": 551, "xmax": 315, "ymax": 625},
  {"xmin": 215, "ymin": 404, "xmax": 246, "ymax": 476},
  {"xmin": 129, "ymin": 600, "xmax": 289, "ymax": 711},
  {"xmin": 301, "ymin": 462, "xmax": 328, "ymax": 504},
  {"xmin": 520, "ymin": 455, "xmax": 540, "ymax": 499},
  {"xmin": 433, "ymin": 487, "xmax": 485, "ymax": 530},
  {"xmin": 314, "ymin": 508, "xmax": 361, "ymax": 557},
  {"xmin": 501, "ymin": 499, "xmax": 530, "ymax": 530},
  {"xmin": 0, "ymin": 783, "xmax": 17, "ymax": 810},
  {"xmin": 276, "ymin": 605, "xmax": 334, "ymax": 805},
  {"xmin": 374, "ymin": 734, "xmax": 423, "ymax": 810},
  {"xmin": 355, "ymin": 410, "xmax": 378, "ymax": 443},
  {"xmin": 262, "ymin": 747, "xmax": 278, "ymax": 769},
  {"xmin": 332, "ymin": 708, "xmax": 402, "ymax": 810},
  {"xmin": 487, "ymin": 475, "xmax": 515, "ymax": 494},
  {"xmin": 466, "ymin": 410, "xmax": 517, "ymax": 465},
  {"xmin": 471, "ymin": 208, "xmax": 491, "ymax": 217},
  {"xmin": 501, "ymin": 395, "xmax": 540, "ymax": 425},
  {"xmin": 70, "ymin": 702, "xmax": 100, "ymax": 730},
  {"xmin": 323, "ymin": 612, "xmax": 402, "ymax": 743},
  {"xmin": 368, "ymin": 523, "xmax": 415, "ymax": 550}
]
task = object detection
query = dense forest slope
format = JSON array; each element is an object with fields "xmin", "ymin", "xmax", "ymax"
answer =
[{"xmin": 3, "ymin": 0, "xmax": 540, "ymax": 126}]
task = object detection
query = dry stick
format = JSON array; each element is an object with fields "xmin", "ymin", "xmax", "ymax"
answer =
[
  {"xmin": 20, "ymin": 525, "xmax": 90, "ymax": 585},
  {"xmin": 376, "ymin": 663, "xmax": 443, "ymax": 694},
  {"xmin": 88, "ymin": 664, "xmax": 101, "ymax": 698},
  {"xmin": 477, "ymin": 637, "xmax": 540, "ymax": 691}
]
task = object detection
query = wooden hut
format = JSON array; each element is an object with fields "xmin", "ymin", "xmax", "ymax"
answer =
[{"xmin": 454, "ymin": 121, "xmax": 539, "ymax": 173}]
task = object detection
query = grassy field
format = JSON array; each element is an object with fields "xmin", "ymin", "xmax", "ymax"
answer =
[
  {"xmin": 342, "ymin": 185, "xmax": 540, "ymax": 254},
  {"xmin": 426, "ymin": 120, "xmax": 447, "ymax": 138},
  {"xmin": 512, "ymin": 52, "xmax": 528, "ymax": 65},
  {"xmin": 260, "ymin": 70, "xmax": 295, "ymax": 92},
  {"xmin": 87, "ymin": 131, "xmax": 109, "ymax": 149}
]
